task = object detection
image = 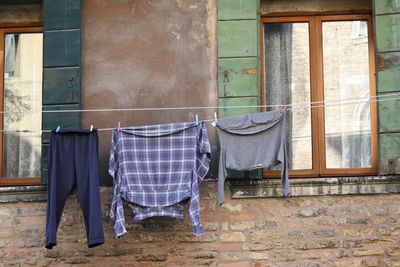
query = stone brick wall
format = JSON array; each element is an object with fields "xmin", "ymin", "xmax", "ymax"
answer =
[{"xmin": 1, "ymin": 183, "xmax": 400, "ymax": 266}]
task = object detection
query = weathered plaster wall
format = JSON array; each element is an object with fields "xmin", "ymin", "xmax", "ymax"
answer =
[
  {"xmin": 81, "ymin": 0, "xmax": 218, "ymax": 184},
  {"xmin": 0, "ymin": 4, "xmax": 42, "ymax": 24},
  {"xmin": 260, "ymin": 0, "xmax": 372, "ymax": 14}
]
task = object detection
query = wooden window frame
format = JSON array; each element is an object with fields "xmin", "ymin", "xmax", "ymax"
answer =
[
  {"xmin": 261, "ymin": 14, "xmax": 378, "ymax": 178},
  {"xmin": 0, "ymin": 24, "xmax": 42, "ymax": 186}
]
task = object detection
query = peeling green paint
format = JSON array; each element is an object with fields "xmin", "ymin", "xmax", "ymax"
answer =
[
  {"xmin": 375, "ymin": 0, "xmax": 400, "ymax": 15},
  {"xmin": 380, "ymin": 133, "xmax": 400, "ymax": 174},
  {"xmin": 218, "ymin": 58, "xmax": 258, "ymax": 97},
  {"xmin": 218, "ymin": 97, "xmax": 258, "ymax": 118},
  {"xmin": 375, "ymin": 14, "xmax": 400, "ymax": 52},
  {"xmin": 378, "ymin": 97, "xmax": 400, "ymax": 133},
  {"xmin": 218, "ymin": 20, "xmax": 258, "ymax": 58},
  {"xmin": 377, "ymin": 52, "xmax": 400, "ymax": 93},
  {"xmin": 218, "ymin": 0, "xmax": 258, "ymax": 20}
]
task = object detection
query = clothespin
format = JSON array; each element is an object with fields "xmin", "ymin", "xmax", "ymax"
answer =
[
  {"xmin": 55, "ymin": 125, "xmax": 61, "ymax": 132},
  {"xmin": 117, "ymin": 121, "xmax": 121, "ymax": 132},
  {"xmin": 195, "ymin": 114, "xmax": 199, "ymax": 125},
  {"xmin": 90, "ymin": 125, "xmax": 93, "ymax": 132},
  {"xmin": 212, "ymin": 112, "xmax": 217, "ymax": 127},
  {"xmin": 279, "ymin": 106, "xmax": 284, "ymax": 113}
]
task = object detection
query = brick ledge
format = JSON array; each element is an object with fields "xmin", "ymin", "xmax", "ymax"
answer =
[{"xmin": 229, "ymin": 175, "xmax": 400, "ymax": 198}]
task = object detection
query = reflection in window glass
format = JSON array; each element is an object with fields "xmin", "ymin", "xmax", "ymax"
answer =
[
  {"xmin": 264, "ymin": 22, "xmax": 312, "ymax": 170},
  {"xmin": 323, "ymin": 21, "xmax": 372, "ymax": 168},
  {"xmin": 3, "ymin": 33, "xmax": 42, "ymax": 178}
]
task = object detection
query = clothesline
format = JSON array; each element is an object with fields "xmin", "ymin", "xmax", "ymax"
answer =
[
  {"xmin": 1, "ymin": 92, "xmax": 399, "ymax": 114},
  {"xmin": 1, "ymin": 94, "xmax": 398, "ymax": 133}
]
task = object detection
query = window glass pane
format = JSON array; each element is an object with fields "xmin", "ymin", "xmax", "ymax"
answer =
[
  {"xmin": 322, "ymin": 20, "xmax": 372, "ymax": 169},
  {"xmin": 264, "ymin": 22, "xmax": 312, "ymax": 170},
  {"xmin": 3, "ymin": 33, "xmax": 42, "ymax": 178}
]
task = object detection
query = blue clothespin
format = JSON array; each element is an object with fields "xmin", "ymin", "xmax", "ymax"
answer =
[
  {"xmin": 195, "ymin": 114, "xmax": 199, "ymax": 125},
  {"xmin": 56, "ymin": 125, "xmax": 61, "ymax": 132}
]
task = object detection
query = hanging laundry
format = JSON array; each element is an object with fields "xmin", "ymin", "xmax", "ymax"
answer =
[
  {"xmin": 109, "ymin": 121, "xmax": 211, "ymax": 238},
  {"xmin": 216, "ymin": 110, "xmax": 291, "ymax": 205},
  {"xmin": 45, "ymin": 129, "xmax": 105, "ymax": 249}
]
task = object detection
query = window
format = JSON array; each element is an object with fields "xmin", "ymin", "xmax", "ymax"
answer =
[
  {"xmin": 0, "ymin": 26, "xmax": 43, "ymax": 186},
  {"xmin": 261, "ymin": 15, "xmax": 377, "ymax": 177}
]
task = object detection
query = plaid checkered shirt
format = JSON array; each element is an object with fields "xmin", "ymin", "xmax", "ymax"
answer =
[{"xmin": 109, "ymin": 121, "xmax": 211, "ymax": 238}]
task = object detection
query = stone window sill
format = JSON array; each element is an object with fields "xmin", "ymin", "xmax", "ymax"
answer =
[
  {"xmin": 0, "ymin": 185, "xmax": 47, "ymax": 203},
  {"xmin": 1, "ymin": 175, "xmax": 399, "ymax": 203},
  {"xmin": 229, "ymin": 175, "xmax": 400, "ymax": 198}
]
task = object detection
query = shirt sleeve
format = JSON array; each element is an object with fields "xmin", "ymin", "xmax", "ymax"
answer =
[
  {"xmin": 189, "ymin": 122, "xmax": 211, "ymax": 236},
  {"xmin": 109, "ymin": 130, "xmax": 127, "ymax": 238},
  {"xmin": 217, "ymin": 148, "xmax": 227, "ymax": 206},
  {"xmin": 196, "ymin": 122, "xmax": 211, "ymax": 183},
  {"xmin": 278, "ymin": 138, "xmax": 291, "ymax": 197}
]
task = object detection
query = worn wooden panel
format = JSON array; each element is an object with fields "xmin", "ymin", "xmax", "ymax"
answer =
[
  {"xmin": 41, "ymin": 144, "xmax": 49, "ymax": 184},
  {"xmin": 218, "ymin": 0, "xmax": 258, "ymax": 20},
  {"xmin": 218, "ymin": 97, "xmax": 259, "ymax": 118},
  {"xmin": 375, "ymin": 0, "xmax": 400, "ymax": 15},
  {"xmin": 44, "ymin": 0, "xmax": 81, "ymax": 30},
  {"xmin": 218, "ymin": 20, "xmax": 258, "ymax": 58},
  {"xmin": 42, "ymin": 104, "xmax": 81, "ymax": 144},
  {"xmin": 43, "ymin": 30, "xmax": 81, "ymax": 67},
  {"xmin": 379, "ymin": 96, "xmax": 400, "ymax": 133},
  {"xmin": 380, "ymin": 133, "xmax": 400, "ymax": 173},
  {"xmin": 218, "ymin": 58, "xmax": 258, "ymax": 97},
  {"xmin": 43, "ymin": 68, "xmax": 81, "ymax": 105},
  {"xmin": 377, "ymin": 52, "xmax": 400, "ymax": 93},
  {"xmin": 375, "ymin": 14, "xmax": 400, "ymax": 52}
]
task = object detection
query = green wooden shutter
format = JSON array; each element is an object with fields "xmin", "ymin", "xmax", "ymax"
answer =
[
  {"xmin": 217, "ymin": 0, "xmax": 261, "ymax": 179},
  {"xmin": 41, "ymin": 0, "xmax": 82, "ymax": 183},
  {"xmin": 374, "ymin": 0, "xmax": 400, "ymax": 174}
]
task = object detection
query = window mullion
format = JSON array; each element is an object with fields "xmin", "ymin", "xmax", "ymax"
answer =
[
  {"xmin": 313, "ymin": 16, "xmax": 327, "ymax": 175},
  {"xmin": 309, "ymin": 16, "xmax": 323, "ymax": 175}
]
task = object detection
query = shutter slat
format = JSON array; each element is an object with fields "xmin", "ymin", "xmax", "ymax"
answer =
[
  {"xmin": 218, "ymin": 20, "xmax": 258, "ymax": 58},
  {"xmin": 43, "ymin": 68, "xmax": 80, "ymax": 105},
  {"xmin": 218, "ymin": 58, "xmax": 258, "ymax": 97},
  {"xmin": 43, "ymin": 30, "xmax": 81, "ymax": 67},
  {"xmin": 44, "ymin": 0, "xmax": 81, "ymax": 30}
]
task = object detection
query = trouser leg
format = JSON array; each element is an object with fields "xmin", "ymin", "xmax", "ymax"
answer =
[
  {"xmin": 45, "ymin": 133, "xmax": 76, "ymax": 249},
  {"xmin": 75, "ymin": 131, "xmax": 104, "ymax": 248}
]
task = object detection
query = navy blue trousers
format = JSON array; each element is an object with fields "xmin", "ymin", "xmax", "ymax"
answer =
[{"xmin": 45, "ymin": 130, "xmax": 104, "ymax": 249}]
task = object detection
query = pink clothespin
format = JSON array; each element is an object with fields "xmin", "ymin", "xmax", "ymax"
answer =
[
  {"xmin": 212, "ymin": 112, "xmax": 217, "ymax": 127},
  {"xmin": 117, "ymin": 121, "xmax": 121, "ymax": 132},
  {"xmin": 279, "ymin": 106, "xmax": 284, "ymax": 113}
]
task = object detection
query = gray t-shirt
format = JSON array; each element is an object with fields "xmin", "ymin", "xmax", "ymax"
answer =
[{"xmin": 216, "ymin": 110, "xmax": 290, "ymax": 205}]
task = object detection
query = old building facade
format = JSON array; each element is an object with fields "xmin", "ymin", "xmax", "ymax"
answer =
[{"xmin": 0, "ymin": 0, "xmax": 400, "ymax": 266}]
